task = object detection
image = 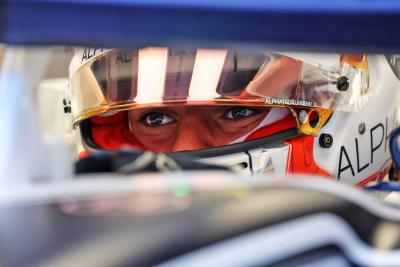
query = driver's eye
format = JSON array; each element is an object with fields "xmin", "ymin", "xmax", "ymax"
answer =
[
  {"xmin": 141, "ymin": 112, "xmax": 174, "ymax": 126},
  {"xmin": 225, "ymin": 107, "xmax": 257, "ymax": 120}
]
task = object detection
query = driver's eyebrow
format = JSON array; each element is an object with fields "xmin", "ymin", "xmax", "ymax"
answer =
[{"xmin": 131, "ymin": 107, "xmax": 181, "ymax": 118}]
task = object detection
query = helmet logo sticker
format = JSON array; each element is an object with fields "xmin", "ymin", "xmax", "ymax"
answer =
[
  {"xmin": 81, "ymin": 48, "xmax": 105, "ymax": 63},
  {"xmin": 338, "ymin": 112, "xmax": 399, "ymax": 180},
  {"xmin": 265, "ymin": 97, "xmax": 317, "ymax": 107}
]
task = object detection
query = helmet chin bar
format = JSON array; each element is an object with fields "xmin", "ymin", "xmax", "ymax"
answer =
[
  {"xmin": 172, "ymin": 128, "xmax": 299, "ymax": 158},
  {"xmin": 174, "ymin": 130, "xmax": 297, "ymax": 176}
]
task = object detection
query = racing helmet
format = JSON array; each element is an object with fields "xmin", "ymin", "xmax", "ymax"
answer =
[{"xmin": 69, "ymin": 47, "xmax": 400, "ymax": 185}]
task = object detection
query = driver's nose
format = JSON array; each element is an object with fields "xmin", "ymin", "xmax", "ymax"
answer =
[{"xmin": 170, "ymin": 119, "xmax": 214, "ymax": 152}]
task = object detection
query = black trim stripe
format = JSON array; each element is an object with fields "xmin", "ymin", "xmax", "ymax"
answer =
[{"xmin": 244, "ymin": 150, "xmax": 254, "ymax": 175}]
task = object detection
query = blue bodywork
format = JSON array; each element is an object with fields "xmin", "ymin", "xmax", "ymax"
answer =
[
  {"xmin": 390, "ymin": 127, "xmax": 400, "ymax": 169},
  {"xmin": 1, "ymin": 0, "xmax": 400, "ymax": 51}
]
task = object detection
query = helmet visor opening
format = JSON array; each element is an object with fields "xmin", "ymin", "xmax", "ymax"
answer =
[{"xmin": 86, "ymin": 105, "xmax": 299, "ymax": 153}]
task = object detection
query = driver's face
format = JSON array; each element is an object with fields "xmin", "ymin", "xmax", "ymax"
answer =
[{"xmin": 128, "ymin": 106, "xmax": 270, "ymax": 152}]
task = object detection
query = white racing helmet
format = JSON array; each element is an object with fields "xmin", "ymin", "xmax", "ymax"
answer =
[{"xmin": 69, "ymin": 47, "xmax": 400, "ymax": 185}]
